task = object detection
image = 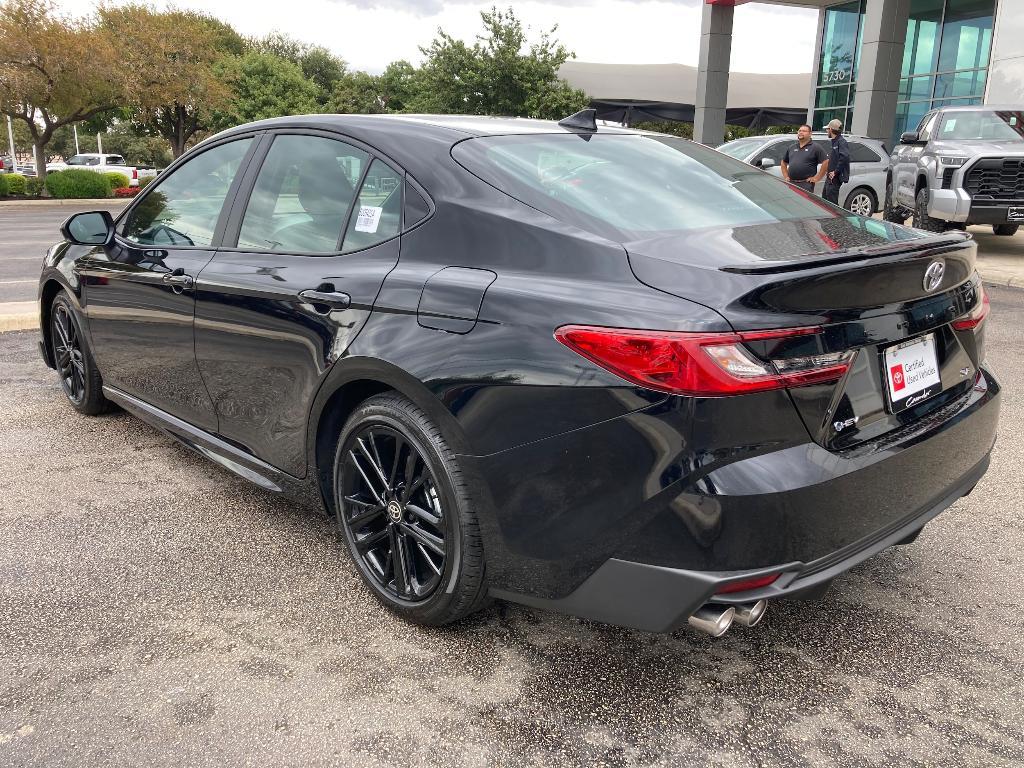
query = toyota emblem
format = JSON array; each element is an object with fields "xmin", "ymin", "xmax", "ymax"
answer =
[{"xmin": 923, "ymin": 260, "xmax": 945, "ymax": 292}]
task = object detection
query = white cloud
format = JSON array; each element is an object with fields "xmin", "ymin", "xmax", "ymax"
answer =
[{"xmin": 56, "ymin": 0, "xmax": 818, "ymax": 75}]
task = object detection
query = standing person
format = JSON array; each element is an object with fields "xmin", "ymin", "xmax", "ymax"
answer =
[
  {"xmin": 823, "ymin": 118, "xmax": 850, "ymax": 205},
  {"xmin": 781, "ymin": 124, "xmax": 827, "ymax": 193}
]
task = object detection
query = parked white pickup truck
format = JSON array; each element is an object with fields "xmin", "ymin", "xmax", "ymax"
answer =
[{"xmin": 45, "ymin": 153, "xmax": 158, "ymax": 187}]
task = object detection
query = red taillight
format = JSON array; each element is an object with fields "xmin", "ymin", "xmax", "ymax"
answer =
[
  {"xmin": 554, "ymin": 325, "xmax": 853, "ymax": 396},
  {"xmin": 952, "ymin": 287, "xmax": 990, "ymax": 331},
  {"xmin": 132, "ymin": 168, "xmax": 138, "ymax": 179},
  {"xmin": 716, "ymin": 573, "xmax": 781, "ymax": 595}
]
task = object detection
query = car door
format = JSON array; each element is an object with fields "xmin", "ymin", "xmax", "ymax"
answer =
[
  {"xmin": 895, "ymin": 111, "xmax": 937, "ymax": 207},
  {"xmin": 843, "ymin": 140, "xmax": 885, "ymax": 209},
  {"xmin": 193, "ymin": 131, "xmax": 406, "ymax": 477},
  {"xmin": 77, "ymin": 136, "xmax": 258, "ymax": 431}
]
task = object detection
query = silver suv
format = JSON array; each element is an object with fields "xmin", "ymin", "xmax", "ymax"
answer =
[
  {"xmin": 884, "ymin": 105, "xmax": 1024, "ymax": 236},
  {"xmin": 717, "ymin": 133, "xmax": 888, "ymax": 217}
]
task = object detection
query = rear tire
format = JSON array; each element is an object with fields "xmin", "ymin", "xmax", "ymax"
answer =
[
  {"xmin": 913, "ymin": 188, "xmax": 948, "ymax": 232},
  {"xmin": 334, "ymin": 393, "xmax": 489, "ymax": 626},
  {"xmin": 993, "ymin": 223, "xmax": 1019, "ymax": 236},
  {"xmin": 844, "ymin": 187, "xmax": 877, "ymax": 218},
  {"xmin": 49, "ymin": 292, "xmax": 109, "ymax": 416},
  {"xmin": 883, "ymin": 179, "xmax": 907, "ymax": 223}
]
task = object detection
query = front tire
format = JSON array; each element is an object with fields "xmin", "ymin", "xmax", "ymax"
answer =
[
  {"xmin": 913, "ymin": 187, "xmax": 948, "ymax": 232},
  {"xmin": 993, "ymin": 223, "xmax": 1019, "ymax": 236},
  {"xmin": 334, "ymin": 393, "xmax": 489, "ymax": 626},
  {"xmin": 50, "ymin": 292, "xmax": 109, "ymax": 415}
]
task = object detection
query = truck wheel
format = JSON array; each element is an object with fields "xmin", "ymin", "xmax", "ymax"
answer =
[
  {"xmin": 913, "ymin": 188, "xmax": 948, "ymax": 233},
  {"xmin": 993, "ymin": 223, "xmax": 1019, "ymax": 237},
  {"xmin": 882, "ymin": 179, "xmax": 906, "ymax": 223}
]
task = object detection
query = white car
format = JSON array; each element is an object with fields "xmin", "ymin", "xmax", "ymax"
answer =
[
  {"xmin": 45, "ymin": 153, "xmax": 146, "ymax": 187},
  {"xmin": 717, "ymin": 133, "xmax": 889, "ymax": 217}
]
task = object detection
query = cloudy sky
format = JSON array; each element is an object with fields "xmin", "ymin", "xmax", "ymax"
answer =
[{"xmin": 59, "ymin": 0, "xmax": 819, "ymax": 75}]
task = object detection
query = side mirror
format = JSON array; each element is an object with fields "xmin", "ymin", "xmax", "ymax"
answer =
[
  {"xmin": 61, "ymin": 210, "xmax": 115, "ymax": 246},
  {"xmin": 759, "ymin": 157, "xmax": 776, "ymax": 169},
  {"xmin": 900, "ymin": 131, "xmax": 922, "ymax": 145}
]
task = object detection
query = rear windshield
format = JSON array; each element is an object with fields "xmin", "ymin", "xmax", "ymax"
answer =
[
  {"xmin": 716, "ymin": 137, "xmax": 770, "ymax": 160},
  {"xmin": 452, "ymin": 134, "xmax": 839, "ymax": 242}
]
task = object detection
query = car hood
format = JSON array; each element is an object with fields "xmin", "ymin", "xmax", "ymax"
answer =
[{"xmin": 930, "ymin": 139, "xmax": 1024, "ymax": 156}]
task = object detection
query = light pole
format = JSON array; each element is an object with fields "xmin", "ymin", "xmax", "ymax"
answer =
[
  {"xmin": 73, "ymin": 124, "xmax": 80, "ymax": 154},
  {"xmin": 6, "ymin": 115, "xmax": 15, "ymax": 166}
]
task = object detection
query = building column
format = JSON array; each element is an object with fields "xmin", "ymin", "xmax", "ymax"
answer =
[
  {"xmin": 693, "ymin": 2, "xmax": 734, "ymax": 146},
  {"xmin": 807, "ymin": 8, "xmax": 827, "ymax": 126},
  {"xmin": 851, "ymin": 0, "xmax": 911, "ymax": 141}
]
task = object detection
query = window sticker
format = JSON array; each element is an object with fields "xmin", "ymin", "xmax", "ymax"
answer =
[
  {"xmin": 944, "ymin": 118, "xmax": 957, "ymax": 133},
  {"xmin": 355, "ymin": 205, "xmax": 383, "ymax": 233}
]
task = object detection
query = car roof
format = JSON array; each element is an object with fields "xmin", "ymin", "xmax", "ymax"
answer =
[
  {"xmin": 938, "ymin": 104, "xmax": 1022, "ymax": 112},
  {"xmin": 733, "ymin": 133, "xmax": 880, "ymax": 143}
]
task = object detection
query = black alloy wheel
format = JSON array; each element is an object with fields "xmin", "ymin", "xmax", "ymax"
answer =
[
  {"xmin": 340, "ymin": 424, "xmax": 448, "ymax": 602},
  {"xmin": 52, "ymin": 302, "xmax": 86, "ymax": 406}
]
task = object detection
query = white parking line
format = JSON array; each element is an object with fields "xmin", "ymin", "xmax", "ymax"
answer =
[{"xmin": 0, "ymin": 280, "xmax": 35, "ymax": 284}]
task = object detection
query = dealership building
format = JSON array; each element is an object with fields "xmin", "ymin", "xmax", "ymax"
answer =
[
  {"xmin": 700, "ymin": 0, "xmax": 1022, "ymax": 144},
  {"xmin": 563, "ymin": 0, "xmax": 1023, "ymax": 146}
]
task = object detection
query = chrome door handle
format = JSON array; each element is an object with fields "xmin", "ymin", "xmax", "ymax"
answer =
[
  {"xmin": 162, "ymin": 272, "xmax": 194, "ymax": 291},
  {"xmin": 298, "ymin": 289, "xmax": 351, "ymax": 310}
]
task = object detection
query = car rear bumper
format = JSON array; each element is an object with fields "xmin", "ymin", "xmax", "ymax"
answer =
[{"xmin": 474, "ymin": 367, "xmax": 1000, "ymax": 631}]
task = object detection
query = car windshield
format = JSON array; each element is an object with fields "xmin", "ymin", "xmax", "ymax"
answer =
[
  {"xmin": 67, "ymin": 155, "xmax": 100, "ymax": 166},
  {"xmin": 937, "ymin": 110, "xmax": 1024, "ymax": 141},
  {"xmin": 453, "ymin": 133, "xmax": 839, "ymax": 242},
  {"xmin": 716, "ymin": 138, "xmax": 770, "ymax": 160}
]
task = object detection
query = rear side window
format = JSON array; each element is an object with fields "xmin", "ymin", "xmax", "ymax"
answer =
[
  {"xmin": 753, "ymin": 141, "xmax": 789, "ymax": 165},
  {"xmin": 107, "ymin": 155, "xmax": 126, "ymax": 166},
  {"xmin": 452, "ymin": 134, "xmax": 836, "ymax": 242},
  {"xmin": 342, "ymin": 158, "xmax": 403, "ymax": 252},
  {"xmin": 119, "ymin": 138, "xmax": 252, "ymax": 247},
  {"xmin": 237, "ymin": 135, "xmax": 369, "ymax": 253},
  {"xmin": 849, "ymin": 142, "xmax": 881, "ymax": 163}
]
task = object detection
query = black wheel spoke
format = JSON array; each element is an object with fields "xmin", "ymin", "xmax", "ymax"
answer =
[
  {"xmin": 390, "ymin": 525, "xmax": 411, "ymax": 596},
  {"xmin": 388, "ymin": 435, "xmax": 406, "ymax": 487},
  {"xmin": 401, "ymin": 473, "xmax": 427, "ymax": 504},
  {"xmin": 400, "ymin": 521, "xmax": 445, "ymax": 557},
  {"xmin": 357, "ymin": 437, "xmax": 390, "ymax": 493},
  {"xmin": 354, "ymin": 527, "xmax": 388, "ymax": 553},
  {"xmin": 349, "ymin": 450, "xmax": 386, "ymax": 506},
  {"xmin": 415, "ymin": 542, "xmax": 443, "ymax": 575},
  {"xmin": 405, "ymin": 502, "xmax": 440, "ymax": 527},
  {"xmin": 345, "ymin": 496, "xmax": 386, "ymax": 527}
]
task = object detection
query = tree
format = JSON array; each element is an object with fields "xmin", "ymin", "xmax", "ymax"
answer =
[
  {"xmin": 411, "ymin": 6, "xmax": 588, "ymax": 119},
  {"xmin": 252, "ymin": 33, "xmax": 346, "ymax": 108},
  {"xmin": 213, "ymin": 52, "xmax": 320, "ymax": 128},
  {"xmin": 100, "ymin": 5, "xmax": 240, "ymax": 158},
  {"xmin": 0, "ymin": 0, "xmax": 124, "ymax": 177}
]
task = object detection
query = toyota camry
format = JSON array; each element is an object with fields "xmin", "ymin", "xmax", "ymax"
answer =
[{"xmin": 38, "ymin": 111, "xmax": 1000, "ymax": 636}]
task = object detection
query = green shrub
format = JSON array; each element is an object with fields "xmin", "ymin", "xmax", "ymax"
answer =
[
  {"xmin": 138, "ymin": 175, "xmax": 155, "ymax": 188},
  {"xmin": 45, "ymin": 169, "xmax": 111, "ymax": 199},
  {"xmin": 4, "ymin": 173, "xmax": 27, "ymax": 195},
  {"xmin": 0, "ymin": 174, "xmax": 8, "ymax": 197},
  {"xmin": 104, "ymin": 171, "xmax": 130, "ymax": 190},
  {"xmin": 25, "ymin": 176, "xmax": 44, "ymax": 197}
]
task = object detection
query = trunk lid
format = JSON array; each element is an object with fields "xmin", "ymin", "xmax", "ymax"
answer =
[{"xmin": 626, "ymin": 216, "xmax": 982, "ymax": 449}]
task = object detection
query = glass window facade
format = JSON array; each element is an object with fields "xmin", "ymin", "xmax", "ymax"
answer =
[{"xmin": 815, "ymin": 0, "xmax": 996, "ymax": 141}]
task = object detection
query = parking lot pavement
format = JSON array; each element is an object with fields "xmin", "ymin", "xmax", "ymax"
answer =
[
  {"xmin": 0, "ymin": 292, "xmax": 1022, "ymax": 767},
  {"xmin": 0, "ymin": 201, "xmax": 128, "ymax": 303}
]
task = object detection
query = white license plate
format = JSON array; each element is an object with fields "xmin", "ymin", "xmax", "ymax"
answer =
[
  {"xmin": 884, "ymin": 333, "xmax": 942, "ymax": 413},
  {"xmin": 1008, "ymin": 207, "xmax": 1024, "ymax": 221}
]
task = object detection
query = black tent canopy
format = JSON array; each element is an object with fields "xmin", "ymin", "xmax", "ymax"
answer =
[{"xmin": 590, "ymin": 99, "xmax": 807, "ymax": 130}]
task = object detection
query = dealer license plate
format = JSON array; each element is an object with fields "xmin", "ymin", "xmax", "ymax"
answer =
[
  {"xmin": 883, "ymin": 333, "xmax": 942, "ymax": 413},
  {"xmin": 1008, "ymin": 207, "xmax": 1024, "ymax": 222}
]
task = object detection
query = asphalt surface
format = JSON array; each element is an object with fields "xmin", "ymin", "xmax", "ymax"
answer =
[
  {"xmin": 0, "ymin": 202, "xmax": 127, "ymax": 303},
  {"xmin": 1, "ymin": 289, "xmax": 1022, "ymax": 767}
]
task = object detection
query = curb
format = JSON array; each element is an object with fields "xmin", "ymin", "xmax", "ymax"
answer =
[
  {"xmin": 982, "ymin": 276, "xmax": 1024, "ymax": 291},
  {"xmin": 0, "ymin": 198, "xmax": 130, "ymax": 208},
  {"xmin": 0, "ymin": 301, "xmax": 38, "ymax": 333}
]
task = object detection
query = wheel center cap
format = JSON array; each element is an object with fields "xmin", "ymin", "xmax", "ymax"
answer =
[{"xmin": 386, "ymin": 500, "xmax": 403, "ymax": 522}]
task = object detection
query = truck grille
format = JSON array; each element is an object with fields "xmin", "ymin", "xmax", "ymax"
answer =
[{"xmin": 964, "ymin": 158, "xmax": 1024, "ymax": 204}]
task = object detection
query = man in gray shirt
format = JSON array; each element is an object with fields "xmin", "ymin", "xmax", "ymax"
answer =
[{"xmin": 781, "ymin": 124, "xmax": 828, "ymax": 193}]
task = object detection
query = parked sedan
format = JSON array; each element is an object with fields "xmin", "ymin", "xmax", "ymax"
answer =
[
  {"xmin": 39, "ymin": 113, "xmax": 999, "ymax": 636},
  {"xmin": 718, "ymin": 132, "xmax": 888, "ymax": 217}
]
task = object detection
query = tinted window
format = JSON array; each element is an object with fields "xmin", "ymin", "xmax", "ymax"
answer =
[
  {"xmin": 453, "ymin": 134, "xmax": 840, "ymax": 242},
  {"xmin": 107, "ymin": 156, "xmax": 126, "ymax": 166},
  {"xmin": 119, "ymin": 138, "xmax": 252, "ymax": 247},
  {"xmin": 404, "ymin": 182, "xmax": 430, "ymax": 227},
  {"xmin": 68, "ymin": 155, "xmax": 100, "ymax": 166},
  {"xmin": 849, "ymin": 142, "xmax": 881, "ymax": 163},
  {"xmin": 237, "ymin": 135, "xmax": 369, "ymax": 253},
  {"xmin": 716, "ymin": 138, "xmax": 770, "ymax": 160},
  {"xmin": 342, "ymin": 158, "xmax": 403, "ymax": 252},
  {"xmin": 753, "ymin": 141, "xmax": 789, "ymax": 165}
]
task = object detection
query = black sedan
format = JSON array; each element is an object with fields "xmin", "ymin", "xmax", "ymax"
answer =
[{"xmin": 37, "ymin": 111, "xmax": 1000, "ymax": 636}]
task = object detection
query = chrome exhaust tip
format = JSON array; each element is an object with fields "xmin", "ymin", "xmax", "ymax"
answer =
[
  {"xmin": 687, "ymin": 605, "xmax": 736, "ymax": 637},
  {"xmin": 732, "ymin": 599, "xmax": 767, "ymax": 628}
]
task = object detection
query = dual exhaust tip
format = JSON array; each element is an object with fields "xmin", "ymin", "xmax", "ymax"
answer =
[{"xmin": 687, "ymin": 600, "xmax": 766, "ymax": 637}]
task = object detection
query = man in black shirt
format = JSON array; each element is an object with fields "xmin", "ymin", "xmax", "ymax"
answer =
[
  {"xmin": 823, "ymin": 118, "xmax": 850, "ymax": 205},
  {"xmin": 781, "ymin": 124, "xmax": 827, "ymax": 192}
]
